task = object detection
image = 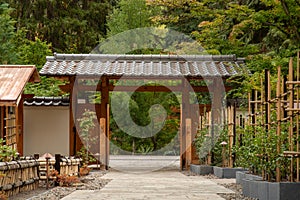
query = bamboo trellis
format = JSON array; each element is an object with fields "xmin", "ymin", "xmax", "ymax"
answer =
[
  {"xmin": 248, "ymin": 54, "xmax": 300, "ymax": 182},
  {"xmin": 195, "ymin": 100, "xmax": 246, "ymax": 167}
]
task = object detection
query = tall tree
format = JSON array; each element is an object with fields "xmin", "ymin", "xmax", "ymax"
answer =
[
  {"xmin": 148, "ymin": 0, "xmax": 300, "ymax": 64},
  {"xmin": 106, "ymin": 0, "xmax": 159, "ymax": 36},
  {"xmin": 0, "ymin": 3, "xmax": 17, "ymax": 64},
  {"xmin": 5, "ymin": 0, "xmax": 113, "ymax": 53}
]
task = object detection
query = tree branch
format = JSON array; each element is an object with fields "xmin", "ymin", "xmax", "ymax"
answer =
[
  {"xmin": 280, "ymin": 0, "xmax": 300, "ymax": 42},
  {"xmin": 263, "ymin": 22, "xmax": 290, "ymax": 36}
]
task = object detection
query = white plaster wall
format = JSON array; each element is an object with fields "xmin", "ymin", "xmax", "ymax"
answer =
[{"xmin": 24, "ymin": 106, "xmax": 69, "ymax": 156}]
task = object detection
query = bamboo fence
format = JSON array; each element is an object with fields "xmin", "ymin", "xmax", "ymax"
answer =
[{"xmin": 248, "ymin": 54, "xmax": 300, "ymax": 182}]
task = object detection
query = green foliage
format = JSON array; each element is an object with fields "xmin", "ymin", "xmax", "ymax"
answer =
[
  {"xmin": 193, "ymin": 126, "xmax": 211, "ymax": 164},
  {"xmin": 77, "ymin": 110, "xmax": 97, "ymax": 164},
  {"xmin": 194, "ymin": 124, "xmax": 229, "ymax": 166},
  {"xmin": 24, "ymin": 76, "xmax": 67, "ymax": 97},
  {"xmin": 5, "ymin": 0, "xmax": 113, "ymax": 53},
  {"xmin": 0, "ymin": 139, "xmax": 17, "ymax": 162},
  {"xmin": 137, "ymin": 144, "xmax": 154, "ymax": 155},
  {"xmin": 14, "ymin": 34, "xmax": 52, "ymax": 70},
  {"xmin": 233, "ymin": 117, "xmax": 290, "ymax": 180},
  {"xmin": 107, "ymin": 0, "xmax": 159, "ymax": 36},
  {"xmin": 76, "ymin": 146, "xmax": 96, "ymax": 164},
  {"xmin": 0, "ymin": 3, "xmax": 17, "ymax": 64},
  {"xmin": 110, "ymin": 91, "xmax": 180, "ymax": 155},
  {"xmin": 148, "ymin": 0, "xmax": 300, "ymax": 100}
]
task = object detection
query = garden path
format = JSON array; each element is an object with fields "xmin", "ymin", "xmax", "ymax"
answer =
[{"xmin": 61, "ymin": 155, "xmax": 234, "ymax": 200}]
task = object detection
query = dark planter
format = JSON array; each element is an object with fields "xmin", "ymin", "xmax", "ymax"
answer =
[
  {"xmin": 213, "ymin": 166, "xmax": 246, "ymax": 178},
  {"xmin": 236, "ymin": 171, "xmax": 246, "ymax": 184},
  {"xmin": 189, "ymin": 164, "xmax": 213, "ymax": 175},
  {"xmin": 239, "ymin": 172, "xmax": 300, "ymax": 200},
  {"xmin": 236, "ymin": 171, "xmax": 262, "ymax": 184}
]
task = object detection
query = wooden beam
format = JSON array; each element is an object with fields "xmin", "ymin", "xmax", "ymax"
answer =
[
  {"xmin": 59, "ymin": 84, "xmax": 71, "ymax": 93},
  {"xmin": 75, "ymin": 84, "xmax": 232, "ymax": 92}
]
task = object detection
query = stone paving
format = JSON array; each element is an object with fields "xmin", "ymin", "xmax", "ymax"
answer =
[{"xmin": 61, "ymin": 156, "xmax": 235, "ymax": 200}]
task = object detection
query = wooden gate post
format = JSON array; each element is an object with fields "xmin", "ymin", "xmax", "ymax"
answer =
[{"xmin": 100, "ymin": 77, "xmax": 109, "ymax": 170}]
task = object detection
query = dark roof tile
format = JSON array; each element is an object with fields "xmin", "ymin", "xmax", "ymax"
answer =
[
  {"xmin": 40, "ymin": 54, "xmax": 248, "ymax": 78},
  {"xmin": 24, "ymin": 97, "xmax": 69, "ymax": 106}
]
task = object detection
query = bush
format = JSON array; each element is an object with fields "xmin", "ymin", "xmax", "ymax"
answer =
[{"xmin": 0, "ymin": 139, "xmax": 17, "ymax": 162}]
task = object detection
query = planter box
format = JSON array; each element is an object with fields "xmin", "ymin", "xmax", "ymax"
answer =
[
  {"xmin": 190, "ymin": 164, "xmax": 213, "ymax": 175},
  {"xmin": 239, "ymin": 171, "xmax": 300, "ymax": 200},
  {"xmin": 213, "ymin": 166, "xmax": 246, "ymax": 178},
  {"xmin": 236, "ymin": 171, "xmax": 262, "ymax": 184}
]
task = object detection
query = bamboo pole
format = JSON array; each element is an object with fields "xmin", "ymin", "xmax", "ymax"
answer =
[
  {"xmin": 260, "ymin": 78, "xmax": 264, "ymax": 127},
  {"xmin": 297, "ymin": 52, "xmax": 300, "ymax": 182},
  {"xmin": 228, "ymin": 105, "xmax": 234, "ymax": 168},
  {"xmin": 288, "ymin": 57, "xmax": 294, "ymax": 182},
  {"xmin": 276, "ymin": 66, "xmax": 282, "ymax": 182},
  {"xmin": 266, "ymin": 69, "xmax": 271, "ymax": 181},
  {"xmin": 248, "ymin": 93, "xmax": 251, "ymax": 126}
]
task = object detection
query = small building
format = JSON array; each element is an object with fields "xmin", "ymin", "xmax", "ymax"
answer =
[
  {"xmin": 23, "ymin": 97, "xmax": 70, "ymax": 156},
  {"xmin": 0, "ymin": 65, "xmax": 40, "ymax": 155}
]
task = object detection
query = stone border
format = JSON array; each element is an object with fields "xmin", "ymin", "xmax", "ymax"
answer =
[
  {"xmin": 213, "ymin": 166, "xmax": 246, "ymax": 178},
  {"xmin": 189, "ymin": 165, "xmax": 246, "ymax": 178},
  {"xmin": 190, "ymin": 164, "xmax": 213, "ymax": 175}
]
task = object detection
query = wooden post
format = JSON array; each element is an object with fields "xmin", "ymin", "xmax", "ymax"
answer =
[
  {"xmin": 17, "ymin": 98, "xmax": 24, "ymax": 155},
  {"xmin": 186, "ymin": 118, "xmax": 192, "ymax": 168},
  {"xmin": 180, "ymin": 79, "xmax": 189, "ymax": 170},
  {"xmin": 15, "ymin": 105, "xmax": 19, "ymax": 153},
  {"xmin": 206, "ymin": 111, "xmax": 212, "ymax": 165},
  {"xmin": 100, "ymin": 76, "xmax": 109, "ymax": 170},
  {"xmin": 211, "ymin": 79, "xmax": 223, "ymax": 164},
  {"xmin": 46, "ymin": 157, "xmax": 50, "ymax": 190},
  {"xmin": 55, "ymin": 154, "xmax": 61, "ymax": 174},
  {"xmin": 69, "ymin": 77, "xmax": 76, "ymax": 156}
]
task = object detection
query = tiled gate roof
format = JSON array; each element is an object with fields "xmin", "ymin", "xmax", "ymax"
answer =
[{"xmin": 40, "ymin": 53, "xmax": 248, "ymax": 78}]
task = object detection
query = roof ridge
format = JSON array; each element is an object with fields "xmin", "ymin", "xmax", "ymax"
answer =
[{"xmin": 46, "ymin": 53, "xmax": 239, "ymax": 62}]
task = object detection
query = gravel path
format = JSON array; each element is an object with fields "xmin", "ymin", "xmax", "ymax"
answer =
[{"xmin": 10, "ymin": 171, "xmax": 110, "ymax": 200}]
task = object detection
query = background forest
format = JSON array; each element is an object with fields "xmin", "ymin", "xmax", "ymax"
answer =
[{"xmin": 1, "ymin": 0, "xmax": 299, "ymax": 154}]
